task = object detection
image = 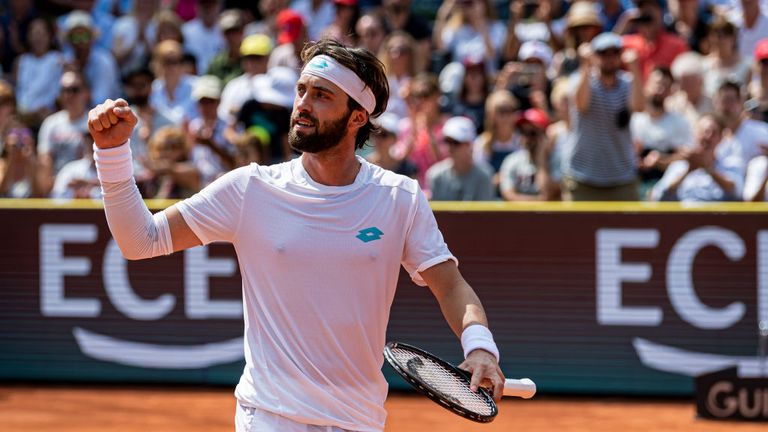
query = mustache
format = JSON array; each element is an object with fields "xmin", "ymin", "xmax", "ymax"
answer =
[{"xmin": 292, "ymin": 113, "xmax": 318, "ymax": 126}]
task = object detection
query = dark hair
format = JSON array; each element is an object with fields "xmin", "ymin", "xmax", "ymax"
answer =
[
  {"xmin": 300, "ymin": 39, "xmax": 389, "ymax": 149},
  {"xmin": 122, "ymin": 66, "xmax": 155, "ymax": 84},
  {"xmin": 717, "ymin": 80, "xmax": 741, "ymax": 97},
  {"xmin": 650, "ymin": 66, "xmax": 673, "ymax": 83}
]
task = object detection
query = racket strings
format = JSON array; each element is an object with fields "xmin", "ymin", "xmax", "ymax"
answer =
[{"xmin": 389, "ymin": 347, "xmax": 494, "ymax": 416}]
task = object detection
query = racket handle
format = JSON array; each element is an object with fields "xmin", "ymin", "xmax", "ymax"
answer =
[{"xmin": 503, "ymin": 378, "xmax": 536, "ymax": 399}]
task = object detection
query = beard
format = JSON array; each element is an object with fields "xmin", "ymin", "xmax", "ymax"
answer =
[{"xmin": 289, "ymin": 109, "xmax": 352, "ymax": 154}]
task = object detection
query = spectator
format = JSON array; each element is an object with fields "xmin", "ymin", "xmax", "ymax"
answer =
[
  {"xmin": 111, "ymin": 0, "xmax": 159, "ymax": 74},
  {"xmin": 0, "ymin": 0, "xmax": 37, "ymax": 73},
  {"xmin": 620, "ymin": 0, "xmax": 688, "ymax": 81},
  {"xmin": 153, "ymin": 9, "xmax": 184, "ymax": 45},
  {"xmin": 746, "ymin": 38, "xmax": 768, "ymax": 123},
  {"xmin": 631, "ymin": 67, "xmax": 692, "ymax": 196},
  {"xmin": 449, "ymin": 55, "xmax": 490, "ymax": 134},
  {"xmin": 727, "ymin": 0, "xmax": 768, "ymax": 61},
  {"xmin": 51, "ymin": 130, "xmax": 100, "ymax": 199},
  {"xmin": 366, "ymin": 112, "xmax": 416, "ymax": 177},
  {"xmin": 650, "ymin": 114, "xmax": 743, "ymax": 201},
  {"xmin": 380, "ymin": 0, "xmax": 431, "ymax": 72},
  {"xmin": 0, "ymin": 81, "xmax": 15, "ymax": 147},
  {"xmin": 61, "ymin": 11, "xmax": 120, "ymax": 106},
  {"xmin": 562, "ymin": 32, "xmax": 644, "ymax": 201},
  {"xmin": 599, "ymin": 0, "xmax": 633, "ymax": 32},
  {"xmin": 378, "ymin": 31, "xmax": 417, "ymax": 119},
  {"xmin": 502, "ymin": 0, "xmax": 554, "ymax": 64},
  {"xmin": 182, "ymin": 0, "xmax": 225, "ymax": 74},
  {"xmin": 122, "ymin": 67, "xmax": 175, "ymax": 166},
  {"xmin": 206, "ymin": 9, "xmax": 246, "ymax": 85},
  {"xmin": 149, "ymin": 39, "xmax": 198, "ymax": 125},
  {"xmin": 290, "ymin": 0, "xmax": 336, "ymax": 41},
  {"xmin": 553, "ymin": 1, "xmax": 603, "ymax": 78},
  {"xmin": 546, "ymin": 78, "xmax": 572, "ymax": 182},
  {"xmin": 499, "ymin": 108, "xmax": 559, "ymax": 201},
  {"xmin": 13, "ymin": 17, "xmax": 63, "ymax": 127},
  {"xmin": 356, "ymin": 12, "xmax": 386, "ymax": 56},
  {"xmin": 218, "ymin": 34, "xmax": 272, "ymax": 122},
  {"xmin": 666, "ymin": 52, "xmax": 713, "ymax": 130},
  {"xmin": 434, "ymin": 0, "xmax": 507, "ymax": 71},
  {"xmin": 743, "ymin": 153, "xmax": 768, "ymax": 201},
  {"xmin": 0, "ymin": 123, "xmax": 44, "ymax": 198},
  {"xmin": 320, "ymin": 0, "xmax": 360, "ymax": 47},
  {"xmin": 702, "ymin": 17, "xmax": 752, "ymax": 97},
  {"xmin": 37, "ymin": 70, "xmax": 91, "ymax": 195},
  {"xmin": 187, "ymin": 75, "xmax": 234, "ymax": 185},
  {"xmin": 267, "ymin": 9, "xmax": 307, "ymax": 71},
  {"xmin": 497, "ymin": 39, "xmax": 552, "ymax": 112},
  {"xmin": 244, "ymin": 0, "xmax": 285, "ymax": 40},
  {"xmin": 394, "ymin": 73, "xmax": 449, "ymax": 189},
  {"xmin": 714, "ymin": 80, "xmax": 768, "ymax": 165},
  {"xmin": 235, "ymin": 66, "xmax": 297, "ymax": 164},
  {"xmin": 473, "ymin": 89, "xmax": 520, "ymax": 174},
  {"xmin": 142, "ymin": 125, "xmax": 201, "ymax": 199},
  {"xmin": 427, "ymin": 116, "xmax": 494, "ymax": 201}
]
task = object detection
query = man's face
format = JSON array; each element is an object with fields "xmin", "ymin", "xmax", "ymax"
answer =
[
  {"xmin": 59, "ymin": 72, "xmax": 88, "ymax": 110},
  {"xmin": 68, "ymin": 27, "xmax": 93, "ymax": 53},
  {"xmin": 696, "ymin": 116, "xmax": 722, "ymax": 152},
  {"xmin": 241, "ymin": 55, "xmax": 268, "ymax": 75},
  {"xmin": 595, "ymin": 48, "xmax": 621, "ymax": 76},
  {"xmin": 289, "ymin": 74, "xmax": 355, "ymax": 154},
  {"xmin": 715, "ymin": 87, "xmax": 743, "ymax": 121},
  {"xmin": 198, "ymin": 97, "xmax": 219, "ymax": 120},
  {"xmin": 645, "ymin": 70, "xmax": 672, "ymax": 108},
  {"xmin": 124, "ymin": 73, "xmax": 153, "ymax": 105}
]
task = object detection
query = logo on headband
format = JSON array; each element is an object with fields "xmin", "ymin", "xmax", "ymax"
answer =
[{"xmin": 308, "ymin": 58, "xmax": 329, "ymax": 69}]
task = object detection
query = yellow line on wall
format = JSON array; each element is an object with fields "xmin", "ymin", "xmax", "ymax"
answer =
[{"xmin": 2, "ymin": 199, "xmax": 768, "ymax": 213}]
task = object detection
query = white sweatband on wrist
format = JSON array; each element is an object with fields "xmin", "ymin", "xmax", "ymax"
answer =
[
  {"xmin": 94, "ymin": 141, "xmax": 134, "ymax": 184},
  {"xmin": 461, "ymin": 324, "xmax": 500, "ymax": 363},
  {"xmin": 302, "ymin": 55, "xmax": 376, "ymax": 114}
]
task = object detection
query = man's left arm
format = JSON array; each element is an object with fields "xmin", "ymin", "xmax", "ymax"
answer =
[{"xmin": 420, "ymin": 260, "xmax": 506, "ymax": 401}]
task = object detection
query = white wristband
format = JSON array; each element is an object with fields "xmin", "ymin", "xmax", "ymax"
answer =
[
  {"xmin": 461, "ymin": 324, "xmax": 500, "ymax": 363},
  {"xmin": 94, "ymin": 141, "xmax": 134, "ymax": 184}
]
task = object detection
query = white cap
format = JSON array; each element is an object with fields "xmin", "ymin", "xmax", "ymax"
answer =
[
  {"xmin": 374, "ymin": 112, "xmax": 401, "ymax": 135},
  {"xmin": 442, "ymin": 116, "xmax": 477, "ymax": 143},
  {"xmin": 591, "ymin": 32, "xmax": 623, "ymax": 52},
  {"xmin": 253, "ymin": 66, "xmax": 298, "ymax": 109},
  {"xmin": 671, "ymin": 52, "xmax": 704, "ymax": 79},
  {"xmin": 192, "ymin": 75, "xmax": 222, "ymax": 101},
  {"xmin": 64, "ymin": 10, "xmax": 96, "ymax": 33},
  {"xmin": 519, "ymin": 40, "xmax": 553, "ymax": 68}
]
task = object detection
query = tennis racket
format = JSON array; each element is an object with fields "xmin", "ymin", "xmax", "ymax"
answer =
[{"xmin": 383, "ymin": 341, "xmax": 536, "ymax": 423}]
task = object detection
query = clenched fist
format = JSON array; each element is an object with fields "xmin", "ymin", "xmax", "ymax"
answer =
[{"xmin": 88, "ymin": 99, "xmax": 138, "ymax": 149}]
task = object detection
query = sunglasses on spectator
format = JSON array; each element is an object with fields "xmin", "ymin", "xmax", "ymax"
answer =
[
  {"xmin": 61, "ymin": 86, "xmax": 82, "ymax": 94},
  {"xmin": 68, "ymin": 31, "xmax": 92, "ymax": 44},
  {"xmin": 596, "ymin": 48, "xmax": 621, "ymax": 57}
]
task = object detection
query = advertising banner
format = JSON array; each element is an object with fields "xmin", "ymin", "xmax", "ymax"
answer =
[{"xmin": 1, "ymin": 202, "xmax": 766, "ymax": 395}]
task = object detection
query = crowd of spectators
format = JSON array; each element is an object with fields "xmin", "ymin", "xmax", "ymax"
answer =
[{"xmin": 0, "ymin": 0, "xmax": 767, "ymax": 203}]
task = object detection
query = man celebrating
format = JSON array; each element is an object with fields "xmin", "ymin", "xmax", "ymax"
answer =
[{"xmin": 87, "ymin": 40, "xmax": 503, "ymax": 431}]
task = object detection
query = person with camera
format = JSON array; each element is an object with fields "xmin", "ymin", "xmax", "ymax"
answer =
[{"xmin": 562, "ymin": 32, "xmax": 644, "ymax": 201}]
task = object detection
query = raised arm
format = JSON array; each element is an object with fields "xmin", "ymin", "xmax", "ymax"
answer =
[
  {"xmin": 88, "ymin": 99, "xmax": 201, "ymax": 259},
  {"xmin": 420, "ymin": 260, "xmax": 505, "ymax": 401}
]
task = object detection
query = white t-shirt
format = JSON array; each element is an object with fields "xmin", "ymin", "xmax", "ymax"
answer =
[
  {"xmin": 650, "ymin": 154, "xmax": 745, "ymax": 202},
  {"xmin": 37, "ymin": 110, "xmax": 88, "ymax": 174},
  {"xmin": 630, "ymin": 111, "xmax": 692, "ymax": 153},
  {"xmin": 176, "ymin": 156, "xmax": 455, "ymax": 431},
  {"xmin": 16, "ymin": 52, "xmax": 63, "ymax": 113},
  {"xmin": 729, "ymin": 8, "xmax": 768, "ymax": 60},
  {"xmin": 717, "ymin": 119, "xmax": 768, "ymax": 163},
  {"xmin": 744, "ymin": 155, "xmax": 768, "ymax": 201}
]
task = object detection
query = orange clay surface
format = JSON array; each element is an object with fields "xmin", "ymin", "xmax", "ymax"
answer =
[{"xmin": 0, "ymin": 384, "xmax": 766, "ymax": 432}]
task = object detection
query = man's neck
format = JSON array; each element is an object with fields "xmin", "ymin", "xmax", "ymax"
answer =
[
  {"xmin": 452, "ymin": 158, "xmax": 473, "ymax": 174},
  {"xmin": 301, "ymin": 142, "xmax": 361, "ymax": 186}
]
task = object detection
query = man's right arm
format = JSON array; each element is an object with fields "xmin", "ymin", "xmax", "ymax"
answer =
[{"xmin": 89, "ymin": 99, "xmax": 202, "ymax": 258}]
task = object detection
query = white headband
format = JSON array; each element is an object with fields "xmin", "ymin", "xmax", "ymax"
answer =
[{"xmin": 302, "ymin": 55, "xmax": 376, "ymax": 114}]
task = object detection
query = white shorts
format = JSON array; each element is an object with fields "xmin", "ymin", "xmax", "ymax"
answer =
[{"xmin": 235, "ymin": 402, "xmax": 352, "ymax": 432}]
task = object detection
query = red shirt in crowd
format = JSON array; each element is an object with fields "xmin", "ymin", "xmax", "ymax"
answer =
[{"xmin": 622, "ymin": 32, "xmax": 689, "ymax": 81}]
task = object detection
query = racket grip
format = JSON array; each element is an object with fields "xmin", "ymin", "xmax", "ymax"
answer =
[{"xmin": 503, "ymin": 378, "xmax": 536, "ymax": 399}]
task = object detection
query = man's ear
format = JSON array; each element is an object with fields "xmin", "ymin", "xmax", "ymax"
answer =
[{"xmin": 349, "ymin": 109, "xmax": 368, "ymax": 130}]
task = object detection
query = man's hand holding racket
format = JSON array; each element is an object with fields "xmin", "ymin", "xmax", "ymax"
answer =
[
  {"xmin": 88, "ymin": 98, "xmax": 138, "ymax": 149},
  {"xmin": 460, "ymin": 349, "xmax": 505, "ymax": 402}
]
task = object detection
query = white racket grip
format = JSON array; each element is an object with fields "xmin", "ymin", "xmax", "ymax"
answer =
[{"xmin": 503, "ymin": 378, "xmax": 536, "ymax": 399}]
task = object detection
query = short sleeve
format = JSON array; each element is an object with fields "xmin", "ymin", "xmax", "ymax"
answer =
[
  {"xmin": 175, "ymin": 165, "xmax": 251, "ymax": 244},
  {"xmin": 401, "ymin": 189, "xmax": 457, "ymax": 286}
]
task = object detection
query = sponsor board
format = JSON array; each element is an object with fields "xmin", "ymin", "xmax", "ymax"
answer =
[{"xmin": 0, "ymin": 203, "xmax": 766, "ymax": 393}]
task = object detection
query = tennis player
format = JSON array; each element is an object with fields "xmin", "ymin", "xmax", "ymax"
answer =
[{"xmin": 88, "ymin": 39, "xmax": 504, "ymax": 432}]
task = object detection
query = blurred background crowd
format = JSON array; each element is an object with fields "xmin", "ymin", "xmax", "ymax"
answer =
[{"xmin": 0, "ymin": 0, "xmax": 767, "ymax": 202}]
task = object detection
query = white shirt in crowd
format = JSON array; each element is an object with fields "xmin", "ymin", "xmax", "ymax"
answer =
[
  {"xmin": 15, "ymin": 51, "xmax": 63, "ymax": 114},
  {"xmin": 51, "ymin": 157, "xmax": 100, "ymax": 199},
  {"xmin": 149, "ymin": 75, "xmax": 199, "ymax": 125},
  {"xmin": 728, "ymin": 7, "xmax": 768, "ymax": 60},
  {"xmin": 176, "ymin": 156, "xmax": 454, "ymax": 432},
  {"xmin": 630, "ymin": 111, "xmax": 692, "ymax": 153},
  {"xmin": 717, "ymin": 118, "xmax": 768, "ymax": 163},
  {"xmin": 650, "ymin": 152, "xmax": 745, "ymax": 202},
  {"xmin": 441, "ymin": 21, "xmax": 507, "ymax": 69},
  {"xmin": 702, "ymin": 56, "xmax": 753, "ymax": 97},
  {"xmin": 182, "ymin": 18, "xmax": 225, "ymax": 74},
  {"xmin": 290, "ymin": 0, "xmax": 336, "ymax": 41},
  {"xmin": 744, "ymin": 155, "xmax": 768, "ymax": 201},
  {"xmin": 37, "ymin": 110, "xmax": 88, "ymax": 174}
]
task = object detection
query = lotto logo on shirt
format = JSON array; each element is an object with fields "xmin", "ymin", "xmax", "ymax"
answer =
[{"xmin": 356, "ymin": 227, "xmax": 383, "ymax": 243}]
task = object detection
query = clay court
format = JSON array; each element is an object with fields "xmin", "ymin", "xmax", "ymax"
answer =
[{"xmin": 0, "ymin": 384, "xmax": 765, "ymax": 432}]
